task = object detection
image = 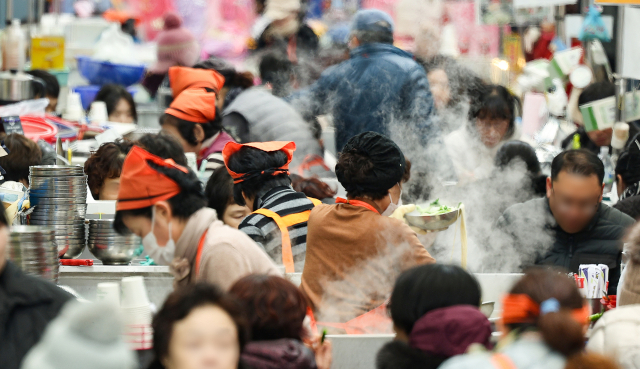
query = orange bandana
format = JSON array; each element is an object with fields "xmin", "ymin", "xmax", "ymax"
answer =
[
  {"xmin": 222, "ymin": 141, "xmax": 296, "ymax": 184},
  {"xmin": 168, "ymin": 66, "xmax": 225, "ymax": 96},
  {"xmin": 116, "ymin": 146, "xmax": 189, "ymax": 211},
  {"xmin": 501, "ymin": 294, "xmax": 590, "ymax": 327},
  {"xmin": 165, "ymin": 88, "xmax": 217, "ymax": 123}
]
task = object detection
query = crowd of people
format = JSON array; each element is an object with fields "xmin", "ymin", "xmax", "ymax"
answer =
[{"xmin": 1, "ymin": 2, "xmax": 640, "ymax": 369}]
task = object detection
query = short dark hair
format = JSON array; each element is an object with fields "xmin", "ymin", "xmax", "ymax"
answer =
[
  {"xmin": 468, "ymin": 84, "xmax": 516, "ymax": 140},
  {"xmin": 113, "ymin": 162, "xmax": 205, "ymax": 235},
  {"xmin": 160, "ymin": 112, "xmax": 223, "ymax": 147},
  {"xmin": 259, "ymin": 51, "xmax": 293, "ymax": 97},
  {"xmin": 84, "ymin": 139, "xmax": 134, "ymax": 199},
  {"xmin": 135, "ymin": 132, "xmax": 188, "ymax": 166},
  {"xmin": 0, "ymin": 133, "xmax": 42, "ymax": 184},
  {"xmin": 389, "ymin": 264, "xmax": 481, "ymax": 335},
  {"xmin": 352, "ymin": 29, "xmax": 394, "ymax": 45},
  {"xmin": 193, "ymin": 58, "xmax": 254, "ymax": 90},
  {"xmin": 205, "ymin": 166, "xmax": 236, "ymax": 219},
  {"xmin": 578, "ymin": 81, "xmax": 616, "ymax": 106},
  {"xmin": 551, "ymin": 149, "xmax": 604, "ymax": 185},
  {"xmin": 229, "ymin": 275, "xmax": 308, "ymax": 341},
  {"xmin": 495, "ymin": 141, "xmax": 542, "ymax": 175},
  {"xmin": 26, "ymin": 69, "xmax": 60, "ymax": 99},
  {"xmin": 290, "ymin": 174, "xmax": 336, "ymax": 200},
  {"xmin": 94, "ymin": 84, "xmax": 138, "ymax": 122},
  {"xmin": 616, "ymin": 135, "xmax": 640, "ymax": 186},
  {"xmin": 226, "ymin": 147, "xmax": 291, "ymax": 210},
  {"xmin": 336, "ymin": 149, "xmax": 388, "ymax": 200},
  {"xmin": 150, "ymin": 283, "xmax": 249, "ymax": 369}
]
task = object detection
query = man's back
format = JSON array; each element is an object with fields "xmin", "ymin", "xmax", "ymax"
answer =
[{"xmin": 289, "ymin": 43, "xmax": 437, "ymax": 151}]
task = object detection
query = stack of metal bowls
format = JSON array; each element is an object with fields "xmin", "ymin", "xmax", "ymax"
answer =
[
  {"xmin": 8, "ymin": 226, "xmax": 59, "ymax": 282},
  {"xmin": 88, "ymin": 219, "xmax": 141, "ymax": 265},
  {"xmin": 29, "ymin": 165, "xmax": 87, "ymax": 259}
]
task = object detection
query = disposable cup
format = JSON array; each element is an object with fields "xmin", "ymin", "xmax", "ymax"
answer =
[
  {"xmin": 96, "ymin": 282, "xmax": 120, "ymax": 307},
  {"xmin": 89, "ymin": 101, "xmax": 108, "ymax": 123},
  {"xmin": 121, "ymin": 276, "xmax": 150, "ymax": 308}
]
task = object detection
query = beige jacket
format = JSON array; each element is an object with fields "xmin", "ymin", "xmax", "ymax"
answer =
[{"xmin": 171, "ymin": 208, "xmax": 281, "ymax": 290}]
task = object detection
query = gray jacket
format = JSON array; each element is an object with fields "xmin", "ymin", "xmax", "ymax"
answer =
[{"xmin": 222, "ymin": 87, "xmax": 322, "ymax": 169}]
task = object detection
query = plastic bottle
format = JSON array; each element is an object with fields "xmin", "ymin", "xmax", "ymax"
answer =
[
  {"xmin": 599, "ymin": 147, "xmax": 615, "ymax": 193},
  {"xmin": 2, "ymin": 19, "xmax": 26, "ymax": 71}
]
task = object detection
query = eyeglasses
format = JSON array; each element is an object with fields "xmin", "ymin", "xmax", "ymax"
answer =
[{"xmin": 550, "ymin": 188, "xmax": 600, "ymax": 215}]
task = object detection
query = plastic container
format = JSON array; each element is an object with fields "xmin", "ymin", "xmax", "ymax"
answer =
[
  {"xmin": 73, "ymin": 85, "xmax": 138, "ymax": 111},
  {"xmin": 20, "ymin": 116, "xmax": 58, "ymax": 143},
  {"xmin": 2, "ymin": 20, "xmax": 26, "ymax": 71},
  {"xmin": 76, "ymin": 56, "xmax": 146, "ymax": 86}
]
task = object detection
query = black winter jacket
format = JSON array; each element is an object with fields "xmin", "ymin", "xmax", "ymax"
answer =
[
  {"xmin": 493, "ymin": 198, "xmax": 635, "ymax": 295},
  {"xmin": 0, "ymin": 261, "xmax": 72, "ymax": 369},
  {"xmin": 376, "ymin": 341, "xmax": 448, "ymax": 369}
]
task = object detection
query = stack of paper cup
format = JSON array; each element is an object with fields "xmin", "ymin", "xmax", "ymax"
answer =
[
  {"xmin": 121, "ymin": 276, "xmax": 153, "ymax": 350},
  {"xmin": 63, "ymin": 92, "xmax": 84, "ymax": 122},
  {"xmin": 96, "ymin": 282, "xmax": 120, "ymax": 307},
  {"xmin": 89, "ymin": 101, "xmax": 108, "ymax": 123}
]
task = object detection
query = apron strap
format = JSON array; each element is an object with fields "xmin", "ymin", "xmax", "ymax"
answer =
[{"xmin": 194, "ymin": 229, "xmax": 210, "ymax": 277}]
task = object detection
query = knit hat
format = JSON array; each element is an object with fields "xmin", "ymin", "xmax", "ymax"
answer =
[
  {"xmin": 149, "ymin": 11, "xmax": 200, "ymax": 74},
  {"xmin": 264, "ymin": 0, "xmax": 301, "ymax": 21},
  {"xmin": 351, "ymin": 9, "xmax": 395, "ymax": 35},
  {"xmin": 20, "ymin": 301, "xmax": 137, "ymax": 369},
  {"xmin": 620, "ymin": 222, "xmax": 640, "ymax": 306}
]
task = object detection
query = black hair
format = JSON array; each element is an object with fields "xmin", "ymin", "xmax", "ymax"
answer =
[
  {"xmin": 94, "ymin": 84, "xmax": 138, "ymax": 122},
  {"xmin": 226, "ymin": 147, "xmax": 291, "ymax": 210},
  {"xmin": 615, "ymin": 134, "xmax": 640, "ymax": 186},
  {"xmin": 205, "ymin": 166, "xmax": 236, "ymax": 220},
  {"xmin": 352, "ymin": 29, "xmax": 394, "ymax": 45},
  {"xmin": 420, "ymin": 55, "xmax": 454, "ymax": 74},
  {"xmin": 136, "ymin": 132, "xmax": 188, "ymax": 166},
  {"xmin": 149, "ymin": 283, "xmax": 249, "ymax": 369},
  {"xmin": 193, "ymin": 58, "xmax": 254, "ymax": 91},
  {"xmin": 0, "ymin": 198, "xmax": 7, "ymax": 226},
  {"xmin": 495, "ymin": 141, "xmax": 547, "ymax": 196},
  {"xmin": 259, "ymin": 51, "xmax": 294, "ymax": 97},
  {"xmin": 159, "ymin": 111, "xmax": 223, "ymax": 147},
  {"xmin": 113, "ymin": 162, "xmax": 205, "ymax": 235},
  {"xmin": 468, "ymin": 84, "xmax": 516, "ymax": 140},
  {"xmin": 336, "ymin": 149, "xmax": 391, "ymax": 200},
  {"xmin": 551, "ymin": 149, "xmax": 605, "ymax": 185},
  {"xmin": 389, "ymin": 264, "xmax": 482, "ymax": 335},
  {"xmin": 578, "ymin": 81, "xmax": 616, "ymax": 106},
  {"xmin": 26, "ymin": 69, "xmax": 60, "ymax": 99},
  {"xmin": 0, "ymin": 133, "xmax": 42, "ymax": 184}
]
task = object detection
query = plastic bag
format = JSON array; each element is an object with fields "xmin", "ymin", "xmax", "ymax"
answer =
[
  {"xmin": 0, "ymin": 98, "xmax": 49, "ymax": 117},
  {"xmin": 579, "ymin": 6, "xmax": 611, "ymax": 42},
  {"xmin": 92, "ymin": 24, "xmax": 139, "ymax": 64}
]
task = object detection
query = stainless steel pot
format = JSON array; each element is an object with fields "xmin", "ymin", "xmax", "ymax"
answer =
[{"xmin": 0, "ymin": 70, "xmax": 46, "ymax": 102}]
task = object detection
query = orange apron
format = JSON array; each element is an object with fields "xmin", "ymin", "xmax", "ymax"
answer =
[
  {"xmin": 194, "ymin": 229, "xmax": 210, "ymax": 276},
  {"xmin": 253, "ymin": 197, "xmax": 322, "ymax": 273},
  {"xmin": 311, "ymin": 197, "xmax": 393, "ymax": 335}
]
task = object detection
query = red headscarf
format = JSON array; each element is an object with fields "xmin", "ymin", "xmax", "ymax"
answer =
[
  {"xmin": 165, "ymin": 89, "xmax": 217, "ymax": 123},
  {"xmin": 168, "ymin": 66, "xmax": 225, "ymax": 96}
]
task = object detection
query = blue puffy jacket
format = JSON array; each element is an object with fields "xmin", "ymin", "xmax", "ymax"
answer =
[{"xmin": 288, "ymin": 43, "xmax": 440, "ymax": 152}]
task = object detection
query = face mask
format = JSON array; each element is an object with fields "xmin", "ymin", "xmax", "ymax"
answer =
[
  {"xmin": 142, "ymin": 206, "xmax": 176, "ymax": 265},
  {"xmin": 382, "ymin": 185, "xmax": 403, "ymax": 217}
]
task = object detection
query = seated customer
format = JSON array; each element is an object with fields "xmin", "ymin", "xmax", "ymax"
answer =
[
  {"xmin": 377, "ymin": 264, "xmax": 492, "ymax": 369},
  {"xmin": 0, "ymin": 133, "xmax": 42, "ymax": 187},
  {"xmin": 205, "ymin": 166, "xmax": 252, "ymax": 229},
  {"xmin": 84, "ymin": 139, "xmax": 134, "ymax": 200},
  {"xmin": 301, "ymin": 132, "xmax": 435, "ymax": 331},
  {"xmin": 493, "ymin": 149, "xmax": 635, "ymax": 294},
  {"xmin": 26, "ymin": 69, "xmax": 60, "ymax": 113},
  {"xmin": 613, "ymin": 136, "xmax": 640, "ymax": 220},
  {"xmin": 0, "ymin": 202, "xmax": 72, "ymax": 369},
  {"xmin": 94, "ymin": 84, "xmax": 137, "ymax": 124},
  {"xmin": 229, "ymin": 275, "xmax": 332, "ymax": 369},
  {"xmin": 223, "ymin": 141, "xmax": 321, "ymax": 273},
  {"xmin": 114, "ymin": 146, "xmax": 280, "ymax": 288}
]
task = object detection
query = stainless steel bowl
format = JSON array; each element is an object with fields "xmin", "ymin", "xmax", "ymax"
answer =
[
  {"xmin": 30, "ymin": 177, "xmax": 87, "ymax": 186},
  {"xmin": 87, "ymin": 219, "xmax": 140, "ymax": 265},
  {"xmin": 30, "ymin": 165, "xmax": 85, "ymax": 176},
  {"xmin": 405, "ymin": 204, "xmax": 460, "ymax": 232},
  {"xmin": 8, "ymin": 226, "xmax": 59, "ymax": 282}
]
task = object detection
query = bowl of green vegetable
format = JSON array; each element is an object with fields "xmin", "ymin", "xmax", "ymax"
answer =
[{"xmin": 405, "ymin": 199, "xmax": 461, "ymax": 232}]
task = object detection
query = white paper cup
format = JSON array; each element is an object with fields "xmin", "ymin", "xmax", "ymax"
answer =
[
  {"xmin": 121, "ymin": 276, "xmax": 150, "ymax": 308},
  {"xmin": 96, "ymin": 282, "xmax": 120, "ymax": 307},
  {"xmin": 89, "ymin": 101, "xmax": 108, "ymax": 123}
]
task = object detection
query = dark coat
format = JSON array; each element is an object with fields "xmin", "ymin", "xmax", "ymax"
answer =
[
  {"xmin": 241, "ymin": 339, "xmax": 317, "ymax": 369},
  {"xmin": 0, "ymin": 261, "xmax": 72, "ymax": 369},
  {"xmin": 287, "ymin": 43, "xmax": 439, "ymax": 152},
  {"xmin": 614, "ymin": 195, "xmax": 640, "ymax": 221},
  {"xmin": 494, "ymin": 197, "xmax": 635, "ymax": 294},
  {"xmin": 376, "ymin": 341, "xmax": 448, "ymax": 369}
]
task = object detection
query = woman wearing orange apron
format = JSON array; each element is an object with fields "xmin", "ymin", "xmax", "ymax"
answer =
[
  {"xmin": 113, "ymin": 146, "xmax": 280, "ymax": 290},
  {"xmin": 300, "ymin": 132, "xmax": 436, "ymax": 334},
  {"xmin": 222, "ymin": 141, "xmax": 320, "ymax": 273}
]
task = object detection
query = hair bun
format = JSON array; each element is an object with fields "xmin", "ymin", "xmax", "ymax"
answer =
[{"xmin": 163, "ymin": 12, "xmax": 182, "ymax": 30}]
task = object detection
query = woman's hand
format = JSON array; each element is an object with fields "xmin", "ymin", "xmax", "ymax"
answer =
[
  {"xmin": 313, "ymin": 338, "xmax": 332, "ymax": 369},
  {"xmin": 389, "ymin": 204, "xmax": 428, "ymax": 235}
]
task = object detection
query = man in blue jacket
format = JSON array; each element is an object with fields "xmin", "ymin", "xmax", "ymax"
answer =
[{"xmin": 288, "ymin": 9, "xmax": 442, "ymax": 155}]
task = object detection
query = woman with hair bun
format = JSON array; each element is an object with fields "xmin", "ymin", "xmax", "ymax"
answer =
[{"xmin": 440, "ymin": 268, "xmax": 619, "ymax": 369}]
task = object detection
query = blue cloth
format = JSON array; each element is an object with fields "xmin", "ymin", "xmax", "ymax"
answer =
[
  {"xmin": 288, "ymin": 43, "xmax": 440, "ymax": 152},
  {"xmin": 351, "ymin": 9, "xmax": 395, "ymax": 33}
]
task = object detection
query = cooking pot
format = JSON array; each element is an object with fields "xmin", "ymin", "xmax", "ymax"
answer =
[{"xmin": 0, "ymin": 70, "xmax": 46, "ymax": 103}]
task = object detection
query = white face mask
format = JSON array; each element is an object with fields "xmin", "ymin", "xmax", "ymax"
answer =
[
  {"xmin": 382, "ymin": 185, "xmax": 403, "ymax": 217},
  {"xmin": 142, "ymin": 206, "xmax": 176, "ymax": 265}
]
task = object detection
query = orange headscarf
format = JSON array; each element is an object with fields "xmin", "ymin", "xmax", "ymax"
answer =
[
  {"xmin": 165, "ymin": 89, "xmax": 217, "ymax": 123},
  {"xmin": 222, "ymin": 141, "xmax": 296, "ymax": 184},
  {"xmin": 501, "ymin": 294, "xmax": 590, "ymax": 327},
  {"xmin": 168, "ymin": 66, "xmax": 225, "ymax": 96},
  {"xmin": 116, "ymin": 146, "xmax": 189, "ymax": 211}
]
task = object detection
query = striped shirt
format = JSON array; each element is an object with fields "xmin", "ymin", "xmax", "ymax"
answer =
[{"xmin": 238, "ymin": 186, "xmax": 315, "ymax": 272}]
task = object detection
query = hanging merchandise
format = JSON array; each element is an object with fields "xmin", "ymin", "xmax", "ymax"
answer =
[
  {"xmin": 548, "ymin": 47, "xmax": 583, "ymax": 82},
  {"xmin": 439, "ymin": 21, "xmax": 460, "ymax": 58},
  {"xmin": 503, "ymin": 33, "xmax": 525, "ymax": 73},
  {"xmin": 2, "ymin": 20, "xmax": 26, "ymax": 72},
  {"xmin": 126, "ymin": 0, "xmax": 175, "ymax": 40},
  {"xmin": 579, "ymin": 6, "xmax": 611, "ymax": 42},
  {"xmin": 580, "ymin": 96, "xmax": 616, "ymax": 132}
]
